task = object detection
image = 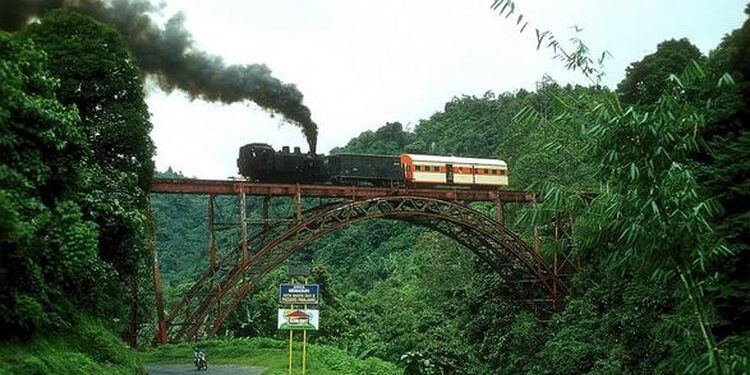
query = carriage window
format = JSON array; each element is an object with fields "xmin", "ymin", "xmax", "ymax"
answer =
[
  {"xmin": 415, "ymin": 165, "xmax": 421, "ymax": 171},
  {"xmin": 484, "ymin": 168, "xmax": 489, "ymax": 174}
]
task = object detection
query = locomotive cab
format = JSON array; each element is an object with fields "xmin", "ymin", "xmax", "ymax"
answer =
[{"xmin": 238, "ymin": 143, "xmax": 275, "ymax": 181}]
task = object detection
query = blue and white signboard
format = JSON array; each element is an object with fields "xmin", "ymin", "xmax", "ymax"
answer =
[{"xmin": 279, "ymin": 283, "xmax": 319, "ymax": 305}]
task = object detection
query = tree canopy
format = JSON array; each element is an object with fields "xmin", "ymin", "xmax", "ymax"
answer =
[
  {"xmin": 617, "ymin": 38, "xmax": 703, "ymax": 106},
  {"xmin": 0, "ymin": 11, "xmax": 154, "ymax": 339},
  {"xmin": 22, "ymin": 10, "xmax": 155, "ymax": 278}
]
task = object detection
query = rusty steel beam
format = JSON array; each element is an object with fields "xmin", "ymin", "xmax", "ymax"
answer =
[
  {"xmin": 496, "ymin": 197, "xmax": 505, "ymax": 224},
  {"xmin": 239, "ymin": 192, "xmax": 248, "ymax": 265},
  {"xmin": 149, "ymin": 178, "xmax": 536, "ymax": 203},
  {"xmin": 147, "ymin": 201, "xmax": 168, "ymax": 345},
  {"xmin": 208, "ymin": 195, "xmax": 217, "ymax": 271},
  {"xmin": 162, "ymin": 196, "xmax": 560, "ymax": 341}
]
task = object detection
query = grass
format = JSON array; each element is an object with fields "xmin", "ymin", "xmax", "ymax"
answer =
[
  {"xmin": 141, "ymin": 336, "xmax": 400, "ymax": 375},
  {"xmin": 0, "ymin": 316, "xmax": 143, "ymax": 375}
]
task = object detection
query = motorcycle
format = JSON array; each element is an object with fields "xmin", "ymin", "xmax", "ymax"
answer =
[{"xmin": 194, "ymin": 355, "xmax": 207, "ymax": 371}]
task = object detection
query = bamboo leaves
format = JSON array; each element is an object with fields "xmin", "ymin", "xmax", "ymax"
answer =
[
  {"xmin": 488, "ymin": 0, "xmax": 610, "ymax": 84},
  {"xmin": 535, "ymin": 29, "xmax": 549, "ymax": 50}
]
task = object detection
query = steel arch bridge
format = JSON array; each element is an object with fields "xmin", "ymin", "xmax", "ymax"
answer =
[{"xmin": 148, "ymin": 179, "xmax": 567, "ymax": 343}]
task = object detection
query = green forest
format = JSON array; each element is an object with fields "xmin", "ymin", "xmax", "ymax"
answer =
[{"xmin": 1, "ymin": 3, "xmax": 750, "ymax": 375}]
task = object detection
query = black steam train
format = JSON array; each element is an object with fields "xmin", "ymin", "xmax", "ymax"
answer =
[{"xmin": 237, "ymin": 143, "xmax": 403, "ymax": 186}]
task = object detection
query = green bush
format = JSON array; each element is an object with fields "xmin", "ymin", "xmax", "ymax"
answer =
[{"xmin": 0, "ymin": 316, "xmax": 143, "ymax": 374}]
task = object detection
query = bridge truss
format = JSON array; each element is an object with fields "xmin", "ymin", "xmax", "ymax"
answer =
[{"xmin": 148, "ymin": 179, "xmax": 570, "ymax": 343}]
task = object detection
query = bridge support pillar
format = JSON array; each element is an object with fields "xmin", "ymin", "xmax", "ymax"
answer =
[
  {"xmin": 295, "ymin": 184, "xmax": 302, "ymax": 222},
  {"xmin": 208, "ymin": 195, "xmax": 217, "ymax": 271},
  {"xmin": 240, "ymin": 192, "xmax": 248, "ymax": 265},
  {"xmin": 262, "ymin": 196, "xmax": 270, "ymax": 247},
  {"xmin": 496, "ymin": 197, "xmax": 505, "ymax": 224},
  {"xmin": 148, "ymin": 203, "xmax": 168, "ymax": 344}
]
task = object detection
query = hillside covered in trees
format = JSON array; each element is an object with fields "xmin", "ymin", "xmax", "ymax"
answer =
[
  {"xmin": 1, "ymin": 3, "xmax": 749, "ymax": 375},
  {"xmin": 0, "ymin": 10, "xmax": 155, "ymax": 373}
]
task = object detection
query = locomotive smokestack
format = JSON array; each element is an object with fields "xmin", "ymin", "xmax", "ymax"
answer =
[{"xmin": 0, "ymin": 0, "xmax": 318, "ymax": 153}]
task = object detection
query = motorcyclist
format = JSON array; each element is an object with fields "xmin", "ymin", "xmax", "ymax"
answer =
[{"xmin": 193, "ymin": 348, "xmax": 206, "ymax": 369}]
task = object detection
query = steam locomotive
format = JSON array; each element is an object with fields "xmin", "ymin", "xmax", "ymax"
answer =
[{"xmin": 237, "ymin": 143, "xmax": 509, "ymax": 188}]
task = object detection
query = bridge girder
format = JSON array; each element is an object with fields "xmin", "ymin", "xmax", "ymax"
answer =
[{"xmin": 155, "ymin": 195, "xmax": 564, "ymax": 343}]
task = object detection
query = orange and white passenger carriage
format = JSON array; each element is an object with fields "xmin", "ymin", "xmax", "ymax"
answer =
[{"xmin": 399, "ymin": 153, "xmax": 509, "ymax": 188}]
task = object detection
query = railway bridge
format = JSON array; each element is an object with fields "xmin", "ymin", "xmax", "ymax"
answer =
[{"xmin": 148, "ymin": 179, "xmax": 571, "ymax": 343}]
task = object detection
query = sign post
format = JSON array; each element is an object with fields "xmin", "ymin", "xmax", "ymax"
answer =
[
  {"xmin": 279, "ymin": 278, "xmax": 319, "ymax": 374},
  {"xmin": 287, "ymin": 278, "xmax": 295, "ymax": 375},
  {"xmin": 288, "ymin": 329, "xmax": 293, "ymax": 375},
  {"xmin": 303, "ymin": 277, "xmax": 308, "ymax": 375}
]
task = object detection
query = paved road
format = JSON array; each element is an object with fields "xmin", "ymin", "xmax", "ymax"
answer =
[{"xmin": 146, "ymin": 364, "xmax": 265, "ymax": 375}]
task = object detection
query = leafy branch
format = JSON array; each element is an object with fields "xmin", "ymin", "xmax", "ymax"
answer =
[{"xmin": 489, "ymin": 0, "xmax": 611, "ymax": 84}]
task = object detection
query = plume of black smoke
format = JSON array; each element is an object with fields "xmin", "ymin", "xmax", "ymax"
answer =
[{"xmin": 0, "ymin": 0, "xmax": 318, "ymax": 153}]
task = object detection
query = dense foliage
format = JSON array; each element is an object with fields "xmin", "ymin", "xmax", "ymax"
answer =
[
  {"xmin": 0, "ymin": 316, "xmax": 144, "ymax": 374},
  {"xmin": 2, "ymin": 3, "xmax": 749, "ymax": 375},
  {"xmin": 0, "ymin": 28, "xmax": 93, "ymax": 337},
  {"xmin": 21, "ymin": 11, "xmax": 155, "ymax": 280},
  {"xmin": 701, "ymin": 14, "xmax": 750, "ymax": 342},
  {"xmin": 617, "ymin": 38, "xmax": 703, "ymax": 106},
  {"xmin": 0, "ymin": 11, "xmax": 154, "ymax": 342}
]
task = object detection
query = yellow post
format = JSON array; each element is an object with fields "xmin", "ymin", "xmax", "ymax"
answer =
[
  {"xmin": 288, "ymin": 330, "xmax": 293, "ymax": 375},
  {"xmin": 302, "ymin": 330, "xmax": 307, "ymax": 375},
  {"xmin": 302, "ymin": 276, "xmax": 308, "ymax": 375},
  {"xmin": 288, "ymin": 276, "xmax": 296, "ymax": 375}
]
